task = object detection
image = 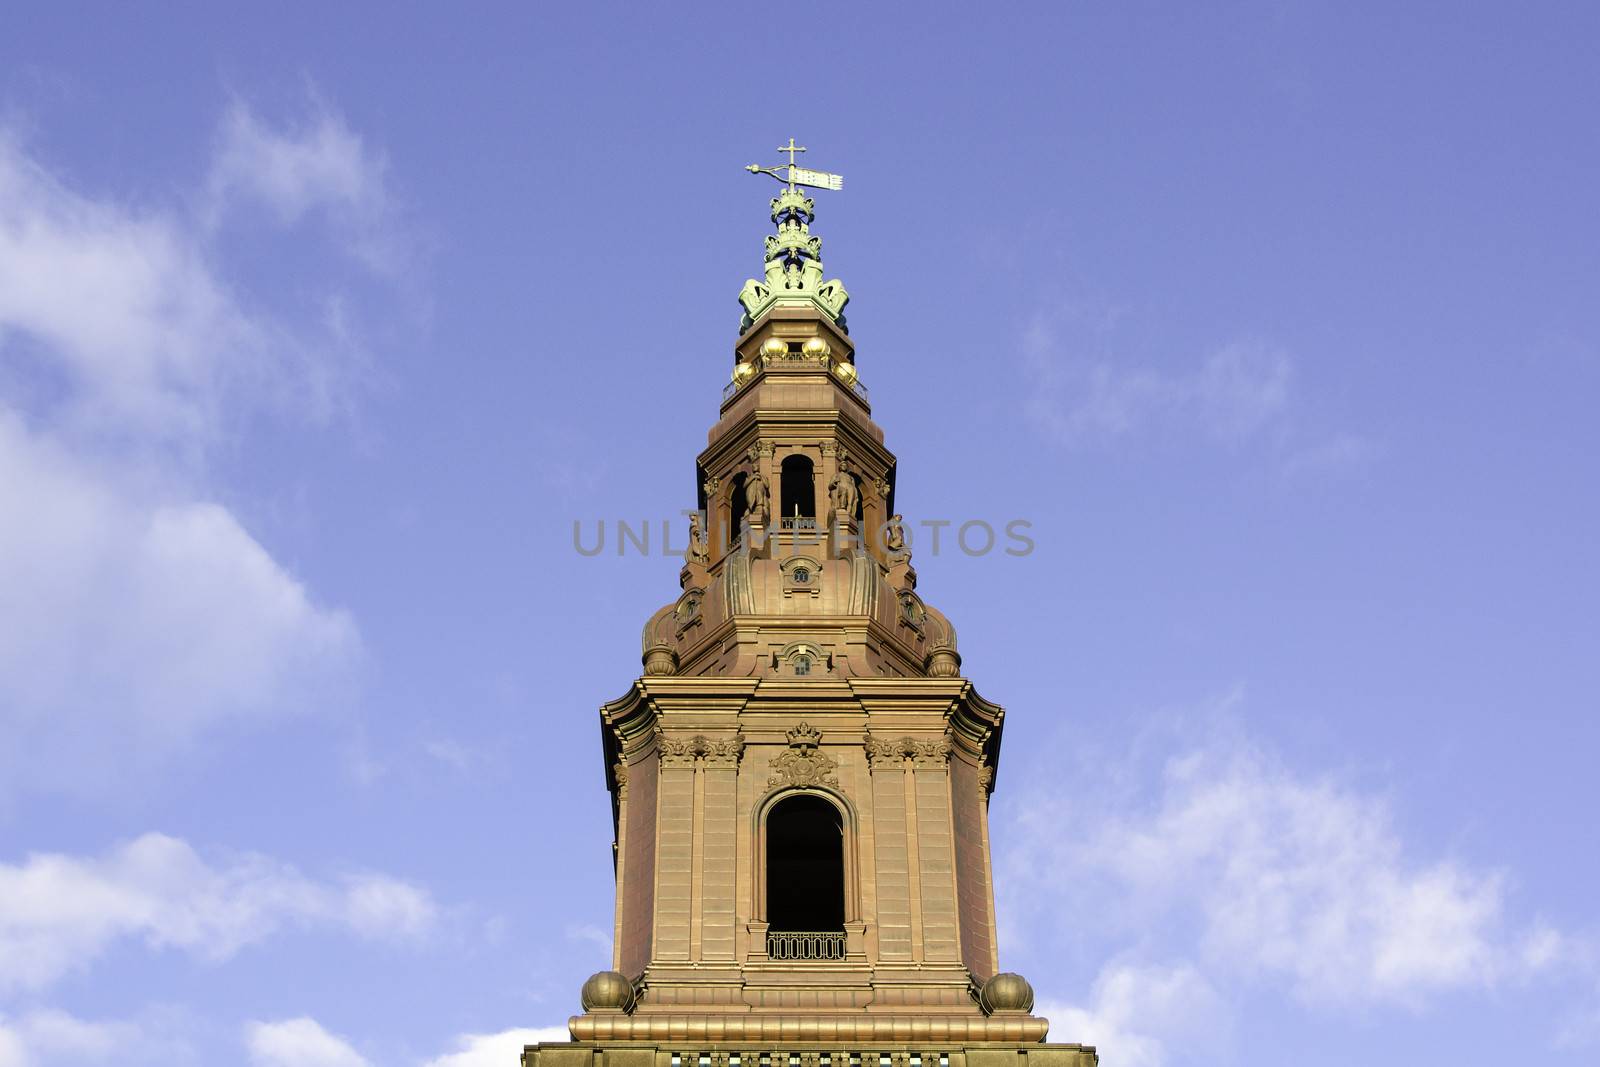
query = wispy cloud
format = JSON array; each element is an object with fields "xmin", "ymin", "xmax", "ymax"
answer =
[
  {"xmin": 0, "ymin": 833, "xmax": 435, "ymax": 994},
  {"xmin": 0, "ymin": 1009, "xmax": 141, "ymax": 1066},
  {"xmin": 1021, "ymin": 306, "xmax": 1292, "ymax": 449},
  {"xmin": 205, "ymin": 98, "xmax": 403, "ymax": 275},
  {"xmin": 998, "ymin": 711, "xmax": 1583, "ymax": 1064},
  {"xmin": 1039, "ymin": 962, "xmax": 1227, "ymax": 1067}
]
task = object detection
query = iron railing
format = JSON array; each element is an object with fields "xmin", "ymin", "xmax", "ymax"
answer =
[{"xmin": 767, "ymin": 930, "xmax": 847, "ymax": 960}]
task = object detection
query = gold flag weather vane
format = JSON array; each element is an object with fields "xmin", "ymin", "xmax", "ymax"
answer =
[{"xmin": 746, "ymin": 137, "xmax": 844, "ymax": 192}]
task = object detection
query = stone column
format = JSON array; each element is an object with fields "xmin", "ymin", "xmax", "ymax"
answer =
[
  {"xmin": 911, "ymin": 736, "xmax": 960, "ymax": 962},
  {"xmin": 698, "ymin": 738, "xmax": 743, "ymax": 962},
  {"xmin": 865, "ymin": 735, "xmax": 913, "ymax": 961},
  {"xmin": 653, "ymin": 736, "xmax": 698, "ymax": 962}
]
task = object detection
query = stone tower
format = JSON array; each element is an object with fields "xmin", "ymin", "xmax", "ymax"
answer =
[{"xmin": 523, "ymin": 154, "xmax": 1096, "ymax": 1067}]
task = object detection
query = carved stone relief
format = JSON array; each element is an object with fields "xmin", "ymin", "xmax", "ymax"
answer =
[{"xmin": 768, "ymin": 721, "xmax": 839, "ymax": 788}]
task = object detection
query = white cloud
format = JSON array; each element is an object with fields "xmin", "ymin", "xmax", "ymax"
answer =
[
  {"xmin": 1040, "ymin": 962, "xmax": 1226, "ymax": 1067},
  {"xmin": 421, "ymin": 1027, "xmax": 570, "ymax": 1067},
  {"xmin": 0, "ymin": 833, "xmax": 435, "ymax": 994},
  {"xmin": 0, "ymin": 134, "xmax": 260, "ymax": 439},
  {"xmin": 1020, "ymin": 308, "xmax": 1291, "ymax": 448},
  {"xmin": 0, "ymin": 412, "xmax": 357, "ymax": 788},
  {"xmin": 0, "ymin": 100, "xmax": 395, "ymax": 796},
  {"xmin": 246, "ymin": 1018, "xmax": 369, "ymax": 1067}
]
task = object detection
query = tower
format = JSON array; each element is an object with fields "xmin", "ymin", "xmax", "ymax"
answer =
[{"xmin": 523, "ymin": 148, "xmax": 1096, "ymax": 1067}]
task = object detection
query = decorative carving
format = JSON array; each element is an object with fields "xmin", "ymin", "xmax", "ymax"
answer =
[
  {"xmin": 612, "ymin": 762, "xmax": 629, "ymax": 799},
  {"xmin": 768, "ymin": 721, "xmax": 838, "ymax": 788},
  {"xmin": 787, "ymin": 722, "xmax": 824, "ymax": 749},
  {"xmin": 863, "ymin": 733, "xmax": 951, "ymax": 770},
  {"xmin": 659, "ymin": 736, "xmax": 699, "ymax": 767},
  {"xmin": 978, "ymin": 763, "xmax": 995, "ymax": 793},
  {"xmin": 744, "ymin": 469, "xmax": 770, "ymax": 525},
  {"xmin": 659, "ymin": 733, "xmax": 744, "ymax": 769},
  {"xmin": 884, "ymin": 513, "xmax": 907, "ymax": 553},
  {"xmin": 863, "ymin": 733, "xmax": 903, "ymax": 768},
  {"xmin": 828, "ymin": 470, "xmax": 860, "ymax": 515},
  {"xmin": 702, "ymin": 737, "xmax": 746, "ymax": 766},
  {"xmin": 686, "ymin": 513, "xmax": 710, "ymax": 566}
]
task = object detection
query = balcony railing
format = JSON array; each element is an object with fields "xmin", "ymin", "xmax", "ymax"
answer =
[{"xmin": 767, "ymin": 930, "xmax": 846, "ymax": 961}]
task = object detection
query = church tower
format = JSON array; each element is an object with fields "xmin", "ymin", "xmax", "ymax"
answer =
[{"xmin": 524, "ymin": 147, "xmax": 1096, "ymax": 1067}]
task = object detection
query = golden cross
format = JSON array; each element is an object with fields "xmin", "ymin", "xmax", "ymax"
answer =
[{"xmin": 777, "ymin": 138, "xmax": 807, "ymax": 167}]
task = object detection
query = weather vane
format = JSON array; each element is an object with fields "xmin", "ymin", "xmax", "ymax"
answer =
[{"xmin": 746, "ymin": 137, "xmax": 844, "ymax": 192}]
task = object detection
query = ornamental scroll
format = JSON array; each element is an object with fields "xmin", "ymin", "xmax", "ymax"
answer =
[{"xmin": 863, "ymin": 732, "xmax": 953, "ymax": 770}]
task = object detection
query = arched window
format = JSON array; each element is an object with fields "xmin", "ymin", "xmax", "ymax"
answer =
[
  {"xmin": 765, "ymin": 794, "xmax": 844, "ymax": 933},
  {"xmin": 780, "ymin": 455, "xmax": 815, "ymax": 522}
]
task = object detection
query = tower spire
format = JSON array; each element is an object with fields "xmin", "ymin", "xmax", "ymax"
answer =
[{"xmin": 739, "ymin": 144, "xmax": 850, "ymax": 333}]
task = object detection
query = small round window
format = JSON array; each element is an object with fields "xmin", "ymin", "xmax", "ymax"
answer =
[{"xmin": 792, "ymin": 567, "xmax": 810, "ymax": 584}]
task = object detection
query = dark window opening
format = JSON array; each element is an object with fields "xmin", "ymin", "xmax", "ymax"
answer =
[
  {"xmin": 729, "ymin": 473, "xmax": 748, "ymax": 545},
  {"xmin": 766, "ymin": 795, "xmax": 844, "ymax": 931},
  {"xmin": 780, "ymin": 455, "xmax": 816, "ymax": 521}
]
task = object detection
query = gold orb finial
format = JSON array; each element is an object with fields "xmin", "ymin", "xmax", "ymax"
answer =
[
  {"xmin": 832, "ymin": 360, "xmax": 857, "ymax": 385},
  {"xmin": 759, "ymin": 337, "xmax": 788, "ymax": 362},
  {"xmin": 732, "ymin": 360, "xmax": 756, "ymax": 385},
  {"xmin": 802, "ymin": 337, "xmax": 830, "ymax": 360}
]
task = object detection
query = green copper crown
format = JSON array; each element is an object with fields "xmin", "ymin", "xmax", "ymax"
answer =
[{"xmin": 737, "ymin": 187, "xmax": 850, "ymax": 333}]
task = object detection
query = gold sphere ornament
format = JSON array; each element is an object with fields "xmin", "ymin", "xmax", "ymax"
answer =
[
  {"xmin": 732, "ymin": 360, "xmax": 756, "ymax": 385},
  {"xmin": 802, "ymin": 337, "xmax": 831, "ymax": 360},
  {"xmin": 580, "ymin": 970, "xmax": 637, "ymax": 1013},
  {"xmin": 979, "ymin": 972, "xmax": 1035, "ymax": 1015},
  {"xmin": 832, "ymin": 360, "xmax": 857, "ymax": 385},
  {"xmin": 759, "ymin": 337, "xmax": 788, "ymax": 361}
]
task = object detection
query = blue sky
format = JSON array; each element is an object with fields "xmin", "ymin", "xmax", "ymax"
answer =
[{"xmin": 1, "ymin": 3, "xmax": 1596, "ymax": 1065}]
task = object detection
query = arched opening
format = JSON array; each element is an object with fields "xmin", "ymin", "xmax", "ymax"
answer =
[
  {"xmin": 765, "ymin": 794, "xmax": 845, "ymax": 933},
  {"xmin": 780, "ymin": 455, "xmax": 816, "ymax": 523},
  {"xmin": 728, "ymin": 473, "xmax": 748, "ymax": 547},
  {"xmin": 850, "ymin": 474, "xmax": 864, "ymax": 521}
]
